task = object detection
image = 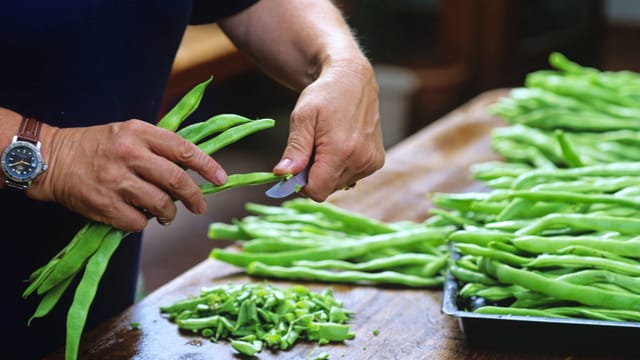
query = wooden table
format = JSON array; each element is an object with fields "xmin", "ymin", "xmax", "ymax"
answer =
[{"xmin": 45, "ymin": 90, "xmax": 636, "ymax": 359}]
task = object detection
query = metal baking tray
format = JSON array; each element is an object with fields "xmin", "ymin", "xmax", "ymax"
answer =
[{"xmin": 441, "ymin": 270, "xmax": 640, "ymax": 356}]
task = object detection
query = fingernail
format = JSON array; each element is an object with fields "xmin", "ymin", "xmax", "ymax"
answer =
[
  {"xmin": 214, "ymin": 168, "xmax": 227, "ymax": 185},
  {"xmin": 275, "ymin": 158, "xmax": 293, "ymax": 172}
]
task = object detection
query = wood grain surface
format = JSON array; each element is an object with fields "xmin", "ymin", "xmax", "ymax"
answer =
[{"xmin": 45, "ymin": 89, "xmax": 637, "ymax": 360}]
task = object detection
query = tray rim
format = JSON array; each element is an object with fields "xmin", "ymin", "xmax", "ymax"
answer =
[{"xmin": 441, "ymin": 269, "xmax": 640, "ymax": 330}]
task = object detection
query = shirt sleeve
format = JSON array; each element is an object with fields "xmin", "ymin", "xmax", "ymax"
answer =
[{"xmin": 190, "ymin": 0, "xmax": 259, "ymax": 24}]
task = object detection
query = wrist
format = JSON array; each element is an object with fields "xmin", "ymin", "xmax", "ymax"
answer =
[{"xmin": 25, "ymin": 121, "xmax": 60, "ymax": 201}]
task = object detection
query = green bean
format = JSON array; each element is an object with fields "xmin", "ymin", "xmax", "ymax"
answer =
[
  {"xmin": 231, "ymin": 339, "xmax": 263, "ymax": 356},
  {"xmin": 480, "ymin": 259, "xmax": 640, "ymax": 310},
  {"xmin": 485, "ymin": 176, "xmax": 515, "ymax": 189},
  {"xmin": 247, "ymin": 262, "xmax": 443, "ymax": 287},
  {"xmin": 530, "ymin": 176, "xmax": 640, "ymax": 193},
  {"xmin": 555, "ymin": 130, "xmax": 583, "ymax": 167},
  {"xmin": 199, "ymin": 172, "xmax": 287, "ymax": 195},
  {"xmin": 513, "ymin": 235, "xmax": 636, "ymax": 259},
  {"xmin": 492, "ymin": 125, "xmax": 563, "ymax": 162},
  {"xmin": 28, "ymin": 276, "xmax": 74, "ymax": 326},
  {"xmin": 470, "ymin": 161, "xmax": 533, "ymax": 181},
  {"xmin": 526, "ymin": 254, "xmax": 640, "ymax": 276},
  {"xmin": 156, "ymin": 77, "xmax": 212, "ymax": 131},
  {"xmin": 550, "ymin": 307, "xmax": 640, "ymax": 322},
  {"xmin": 428, "ymin": 208, "xmax": 480, "ymax": 227},
  {"xmin": 282, "ymin": 198, "xmax": 395, "ymax": 235},
  {"xmin": 450, "ymin": 265, "xmax": 498, "ymax": 286},
  {"xmin": 554, "ymin": 245, "xmax": 636, "ymax": 264},
  {"xmin": 492, "ymin": 139, "xmax": 556, "ymax": 168},
  {"xmin": 519, "ymin": 109, "xmax": 640, "ymax": 132},
  {"xmin": 197, "ymin": 118, "xmax": 275, "ymax": 155},
  {"xmin": 455, "ymin": 243, "xmax": 530, "ymax": 267},
  {"xmin": 484, "ymin": 219, "xmax": 533, "ymax": 232},
  {"xmin": 244, "ymin": 202, "xmax": 299, "ymax": 216},
  {"xmin": 237, "ymin": 219, "xmax": 346, "ymax": 239},
  {"xmin": 489, "ymin": 190, "xmax": 640, "ymax": 209},
  {"xmin": 261, "ymin": 213, "xmax": 344, "ymax": 231},
  {"xmin": 448, "ymin": 230, "xmax": 515, "ymax": 247},
  {"xmin": 177, "ymin": 113, "xmax": 252, "ymax": 144},
  {"xmin": 460, "ymin": 284, "xmax": 520, "ymax": 302},
  {"xmin": 292, "ymin": 253, "xmax": 438, "ymax": 271},
  {"xmin": 241, "ymin": 239, "xmax": 321, "ymax": 253},
  {"xmin": 474, "ymin": 306, "xmax": 568, "ymax": 319},
  {"xmin": 512, "ymin": 162, "xmax": 640, "ymax": 189},
  {"xmin": 555, "ymin": 269, "xmax": 640, "ymax": 294},
  {"xmin": 22, "ymin": 223, "xmax": 95, "ymax": 298},
  {"xmin": 211, "ymin": 226, "xmax": 453, "ymax": 267},
  {"xmin": 36, "ymin": 222, "xmax": 112, "ymax": 295},
  {"xmin": 516, "ymin": 213, "xmax": 640, "ymax": 235},
  {"xmin": 419, "ymin": 253, "xmax": 450, "ymax": 277},
  {"xmin": 207, "ymin": 222, "xmax": 247, "ymax": 241},
  {"xmin": 66, "ymin": 229, "xmax": 124, "ymax": 360}
]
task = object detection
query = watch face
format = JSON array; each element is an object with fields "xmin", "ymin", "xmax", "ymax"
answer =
[{"xmin": 1, "ymin": 141, "xmax": 44, "ymax": 182}]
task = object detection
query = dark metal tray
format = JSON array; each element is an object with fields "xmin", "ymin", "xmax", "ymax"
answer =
[{"xmin": 441, "ymin": 271, "xmax": 640, "ymax": 356}]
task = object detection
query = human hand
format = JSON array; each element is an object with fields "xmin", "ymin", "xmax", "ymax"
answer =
[
  {"xmin": 29, "ymin": 119, "xmax": 227, "ymax": 232},
  {"xmin": 274, "ymin": 56, "xmax": 385, "ymax": 201}
]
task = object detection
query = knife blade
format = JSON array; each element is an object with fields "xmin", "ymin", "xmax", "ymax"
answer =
[{"xmin": 265, "ymin": 163, "xmax": 310, "ymax": 199}]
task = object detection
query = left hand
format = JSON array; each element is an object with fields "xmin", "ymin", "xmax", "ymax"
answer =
[{"xmin": 274, "ymin": 56, "xmax": 385, "ymax": 201}]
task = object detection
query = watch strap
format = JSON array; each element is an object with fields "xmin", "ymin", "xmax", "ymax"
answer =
[{"xmin": 17, "ymin": 116, "xmax": 42, "ymax": 144}]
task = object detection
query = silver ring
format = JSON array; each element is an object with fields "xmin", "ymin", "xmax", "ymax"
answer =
[{"xmin": 342, "ymin": 182, "xmax": 357, "ymax": 191}]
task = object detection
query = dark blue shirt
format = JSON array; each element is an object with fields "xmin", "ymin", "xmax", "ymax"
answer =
[{"xmin": 0, "ymin": 1, "xmax": 256, "ymax": 358}]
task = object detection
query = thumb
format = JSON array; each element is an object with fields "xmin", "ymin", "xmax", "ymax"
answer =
[{"xmin": 274, "ymin": 112, "xmax": 315, "ymax": 175}]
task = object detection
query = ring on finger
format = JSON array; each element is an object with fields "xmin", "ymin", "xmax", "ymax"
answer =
[{"xmin": 342, "ymin": 182, "xmax": 357, "ymax": 191}]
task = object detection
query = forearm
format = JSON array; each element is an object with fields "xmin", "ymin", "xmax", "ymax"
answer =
[{"xmin": 218, "ymin": 0, "xmax": 367, "ymax": 91}]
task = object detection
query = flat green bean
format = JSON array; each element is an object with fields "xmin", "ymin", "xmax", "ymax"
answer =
[
  {"xmin": 247, "ymin": 262, "xmax": 443, "ymax": 287},
  {"xmin": 481, "ymin": 259, "xmax": 640, "ymax": 311},
  {"xmin": 156, "ymin": 77, "xmax": 212, "ymax": 131},
  {"xmin": 66, "ymin": 229, "xmax": 124, "ymax": 360},
  {"xmin": 177, "ymin": 113, "xmax": 252, "ymax": 144},
  {"xmin": 197, "ymin": 118, "xmax": 275, "ymax": 155}
]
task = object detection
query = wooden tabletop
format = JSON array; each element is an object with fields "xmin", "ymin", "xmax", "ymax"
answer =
[{"xmin": 45, "ymin": 89, "xmax": 637, "ymax": 359}]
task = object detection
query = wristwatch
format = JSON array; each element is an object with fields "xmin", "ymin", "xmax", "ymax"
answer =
[{"xmin": 1, "ymin": 116, "xmax": 48, "ymax": 190}]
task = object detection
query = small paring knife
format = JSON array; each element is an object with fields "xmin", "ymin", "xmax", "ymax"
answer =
[{"xmin": 265, "ymin": 163, "xmax": 311, "ymax": 199}]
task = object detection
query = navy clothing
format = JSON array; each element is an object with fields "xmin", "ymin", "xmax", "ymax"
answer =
[{"xmin": 0, "ymin": 1, "xmax": 256, "ymax": 358}]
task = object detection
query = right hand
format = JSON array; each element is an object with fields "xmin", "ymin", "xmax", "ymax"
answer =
[{"xmin": 28, "ymin": 119, "xmax": 227, "ymax": 233}]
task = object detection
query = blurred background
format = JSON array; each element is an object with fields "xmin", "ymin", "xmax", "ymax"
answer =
[{"xmin": 140, "ymin": 0, "xmax": 640, "ymax": 295}]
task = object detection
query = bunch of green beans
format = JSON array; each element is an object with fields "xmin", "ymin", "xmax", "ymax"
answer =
[
  {"xmin": 208, "ymin": 199, "xmax": 455, "ymax": 288},
  {"xmin": 489, "ymin": 53, "xmax": 640, "ymax": 168},
  {"xmin": 22, "ymin": 77, "xmax": 288, "ymax": 360}
]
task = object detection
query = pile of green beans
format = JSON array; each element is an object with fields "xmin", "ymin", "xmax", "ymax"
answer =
[
  {"xmin": 160, "ymin": 282, "xmax": 354, "ymax": 356},
  {"xmin": 208, "ymin": 199, "xmax": 455, "ymax": 288},
  {"xmin": 432, "ymin": 54, "xmax": 640, "ymax": 322},
  {"xmin": 434, "ymin": 162, "xmax": 640, "ymax": 321},
  {"xmin": 433, "ymin": 129, "xmax": 640, "ymax": 321},
  {"xmin": 489, "ymin": 52, "xmax": 640, "ymax": 168},
  {"xmin": 23, "ymin": 77, "xmax": 288, "ymax": 360}
]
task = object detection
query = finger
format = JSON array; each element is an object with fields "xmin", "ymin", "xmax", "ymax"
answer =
[
  {"xmin": 130, "ymin": 153, "xmax": 205, "ymax": 215},
  {"xmin": 302, "ymin": 151, "xmax": 345, "ymax": 201},
  {"xmin": 91, "ymin": 199, "xmax": 149, "ymax": 233},
  {"xmin": 144, "ymin": 127, "xmax": 227, "ymax": 186},
  {"xmin": 274, "ymin": 102, "xmax": 316, "ymax": 175},
  {"xmin": 120, "ymin": 174, "xmax": 178, "ymax": 223}
]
